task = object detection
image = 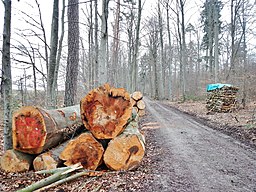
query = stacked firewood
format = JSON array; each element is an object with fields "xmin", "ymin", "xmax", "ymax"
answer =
[
  {"xmin": 130, "ymin": 91, "xmax": 146, "ymax": 117},
  {"xmin": 206, "ymin": 85, "xmax": 239, "ymax": 113},
  {"xmin": 0, "ymin": 84, "xmax": 145, "ymax": 174}
]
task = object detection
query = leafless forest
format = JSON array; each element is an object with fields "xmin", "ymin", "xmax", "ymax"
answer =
[{"xmin": 1, "ymin": 0, "xmax": 256, "ymax": 149}]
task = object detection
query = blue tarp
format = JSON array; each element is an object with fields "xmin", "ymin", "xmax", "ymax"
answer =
[{"xmin": 207, "ymin": 83, "xmax": 232, "ymax": 92}]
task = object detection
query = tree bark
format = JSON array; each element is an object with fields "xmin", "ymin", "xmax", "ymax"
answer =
[
  {"xmin": 59, "ymin": 132, "xmax": 104, "ymax": 170},
  {"xmin": 103, "ymin": 120, "xmax": 145, "ymax": 171},
  {"xmin": 80, "ymin": 84, "xmax": 133, "ymax": 139},
  {"xmin": 2, "ymin": 0, "xmax": 13, "ymax": 150},
  {"xmin": 64, "ymin": 0, "xmax": 79, "ymax": 106},
  {"xmin": 0, "ymin": 149, "xmax": 34, "ymax": 172},
  {"xmin": 213, "ymin": 0, "xmax": 219, "ymax": 83},
  {"xmin": 131, "ymin": 0, "xmax": 142, "ymax": 92},
  {"xmin": 12, "ymin": 105, "xmax": 82, "ymax": 154},
  {"xmin": 98, "ymin": 0, "xmax": 109, "ymax": 85},
  {"xmin": 47, "ymin": 0, "xmax": 59, "ymax": 109}
]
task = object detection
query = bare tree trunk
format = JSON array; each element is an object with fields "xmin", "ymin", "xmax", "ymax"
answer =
[
  {"xmin": 110, "ymin": 0, "xmax": 121, "ymax": 86},
  {"xmin": 88, "ymin": 0, "xmax": 94, "ymax": 90},
  {"xmin": 47, "ymin": 0, "xmax": 59, "ymax": 109},
  {"xmin": 229, "ymin": 0, "xmax": 235, "ymax": 77},
  {"xmin": 241, "ymin": 1, "xmax": 247, "ymax": 108},
  {"xmin": 1, "ymin": 0, "xmax": 13, "ymax": 150},
  {"xmin": 94, "ymin": 0, "xmax": 99, "ymax": 87},
  {"xmin": 98, "ymin": 0, "xmax": 109, "ymax": 85},
  {"xmin": 64, "ymin": 0, "xmax": 79, "ymax": 106},
  {"xmin": 35, "ymin": 0, "xmax": 49, "ymax": 74},
  {"xmin": 131, "ymin": 0, "xmax": 142, "ymax": 92},
  {"xmin": 158, "ymin": 0, "xmax": 164, "ymax": 99},
  {"xmin": 166, "ymin": 0, "xmax": 173, "ymax": 100},
  {"xmin": 127, "ymin": 8, "xmax": 134, "ymax": 92},
  {"xmin": 175, "ymin": 0, "xmax": 186, "ymax": 101},
  {"xmin": 54, "ymin": 0, "xmax": 66, "ymax": 104},
  {"xmin": 213, "ymin": 0, "xmax": 219, "ymax": 83}
]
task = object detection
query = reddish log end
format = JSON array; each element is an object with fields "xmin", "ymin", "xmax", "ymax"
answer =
[
  {"xmin": 13, "ymin": 106, "xmax": 47, "ymax": 154},
  {"xmin": 80, "ymin": 84, "xmax": 133, "ymax": 139},
  {"xmin": 13, "ymin": 105, "xmax": 82, "ymax": 154}
]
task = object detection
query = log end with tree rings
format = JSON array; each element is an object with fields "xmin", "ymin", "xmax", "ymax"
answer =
[
  {"xmin": 131, "ymin": 91, "xmax": 143, "ymax": 101},
  {"xmin": 59, "ymin": 132, "xmax": 104, "ymax": 170},
  {"xmin": 103, "ymin": 121, "xmax": 145, "ymax": 171},
  {"xmin": 0, "ymin": 149, "xmax": 34, "ymax": 172},
  {"xmin": 33, "ymin": 152, "xmax": 59, "ymax": 171},
  {"xmin": 12, "ymin": 106, "xmax": 48, "ymax": 154},
  {"xmin": 80, "ymin": 84, "xmax": 133, "ymax": 139},
  {"xmin": 103, "ymin": 134, "xmax": 145, "ymax": 171}
]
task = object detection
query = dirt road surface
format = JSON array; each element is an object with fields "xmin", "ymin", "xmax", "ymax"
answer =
[{"xmin": 144, "ymin": 98, "xmax": 256, "ymax": 192}]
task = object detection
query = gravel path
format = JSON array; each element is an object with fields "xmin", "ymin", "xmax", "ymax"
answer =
[{"xmin": 145, "ymin": 98, "xmax": 256, "ymax": 192}]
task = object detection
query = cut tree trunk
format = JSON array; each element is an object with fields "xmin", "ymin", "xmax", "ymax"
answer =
[
  {"xmin": 130, "ymin": 98, "xmax": 136, "ymax": 107},
  {"xmin": 32, "ymin": 139, "xmax": 72, "ymax": 171},
  {"xmin": 0, "ymin": 149, "xmax": 34, "ymax": 172},
  {"xmin": 136, "ymin": 99, "xmax": 145, "ymax": 110},
  {"xmin": 138, "ymin": 109, "xmax": 146, "ymax": 117},
  {"xmin": 12, "ymin": 105, "xmax": 82, "ymax": 154},
  {"xmin": 80, "ymin": 84, "xmax": 133, "ymax": 139},
  {"xmin": 33, "ymin": 152, "xmax": 61, "ymax": 171},
  {"xmin": 131, "ymin": 91, "xmax": 143, "ymax": 101},
  {"xmin": 103, "ymin": 120, "xmax": 145, "ymax": 171},
  {"xmin": 59, "ymin": 132, "xmax": 104, "ymax": 170}
]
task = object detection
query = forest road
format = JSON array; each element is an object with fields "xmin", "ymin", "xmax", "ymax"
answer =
[{"xmin": 143, "ymin": 97, "xmax": 256, "ymax": 192}]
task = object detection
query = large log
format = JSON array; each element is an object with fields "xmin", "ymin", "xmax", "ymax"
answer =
[
  {"xmin": 59, "ymin": 132, "xmax": 104, "ymax": 170},
  {"xmin": 103, "ymin": 121, "xmax": 145, "ymax": 171},
  {"xmin": 0, "ymin": 149, "xmax": 34, "ymax": 172},
  {"xmin": 32, "ymin": 139, "xmax": 71, "ymax": 171},
  {"xmin": 12, "ymin": 105, "xmax": 82, "ymax": 154},
  {"xmin": 80, "ymin": 84, "xmax": 133, "ymax": 139}
]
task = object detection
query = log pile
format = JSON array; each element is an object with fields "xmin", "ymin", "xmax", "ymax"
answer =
[
  {"xmin": 206, "ymin": 85, "xmax": 239, "ymax": 113},
  {"xmin": 0, "ymin": 84, "xmax": 146, "ymax": 179},
  {"xmin": 131, "ymin": 91, "xmax": 146, "ymax": 117}
]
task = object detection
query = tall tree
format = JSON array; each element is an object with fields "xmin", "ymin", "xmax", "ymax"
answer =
[
  {"xmin": 1, "ymin": 0, "xmax": 13, "ymax": 150},
  {"xmin": 54, "ymin": 0, "xmax": 66, "ymax": 100},
  {"xmin": 47, "ymin": 0, "xmax": 59, "ymax": 108},
  {"xmin": 164, "ymin": 0, "xmax": 173, "ymax": 100},
  {"xmin": 94, "ymin": 0, "xmax": 99, "ymax": 87},
  {"xmin": 64, "ymin": 0, "xmax": 79, "ymax": 106},
  {"xmin": 201, "ymin": 0, "xmax": 222, "ymax": 75},
  {"xmin": 175, "ymin": 0, "xmax": 187, "ymax": 102},
  {"xmin": 227, "ymin": 0, "xmax": 245, "ymax": 80},
  {"xmin": 131, "ymin": 0, "xmax": 142, "ymax": 92},
  {"xmin": 213, "ymin": 0, "xmax": 220, "ymax": 82},
  {"xmin": 157, "ymin": 0, "xmax": 165, "ymax": 99},
  {"xmin": 98, "ymin": 0, "xmax": 109, "ymax": 85},
  {"xmin": 110, "ymin": 0, "xmax": 121, "ymax": 86}
]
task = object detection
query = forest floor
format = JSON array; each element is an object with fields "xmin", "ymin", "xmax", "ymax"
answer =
[{"xmin": 0, "ymin": 99, "xmax": 256, "ymax": 191}]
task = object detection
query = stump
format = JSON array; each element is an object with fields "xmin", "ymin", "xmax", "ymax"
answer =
[
  {"xmin": 80, "ymin": 84, "xmax": 133, "ymax": 139},
  {"xmin": 103, "ymin": 121, "xmax": 145, "ymax": 171},
  {"xmin": 12, "ymin": 105, "xmax": 82, "ymax": 154},
  {"xmin": 59, "ymin": 132, "xmax": 104, "ymax": 170},
  {"xmin": 0, "ymin": 149, "xmax": 34, "ymax": 172}
]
